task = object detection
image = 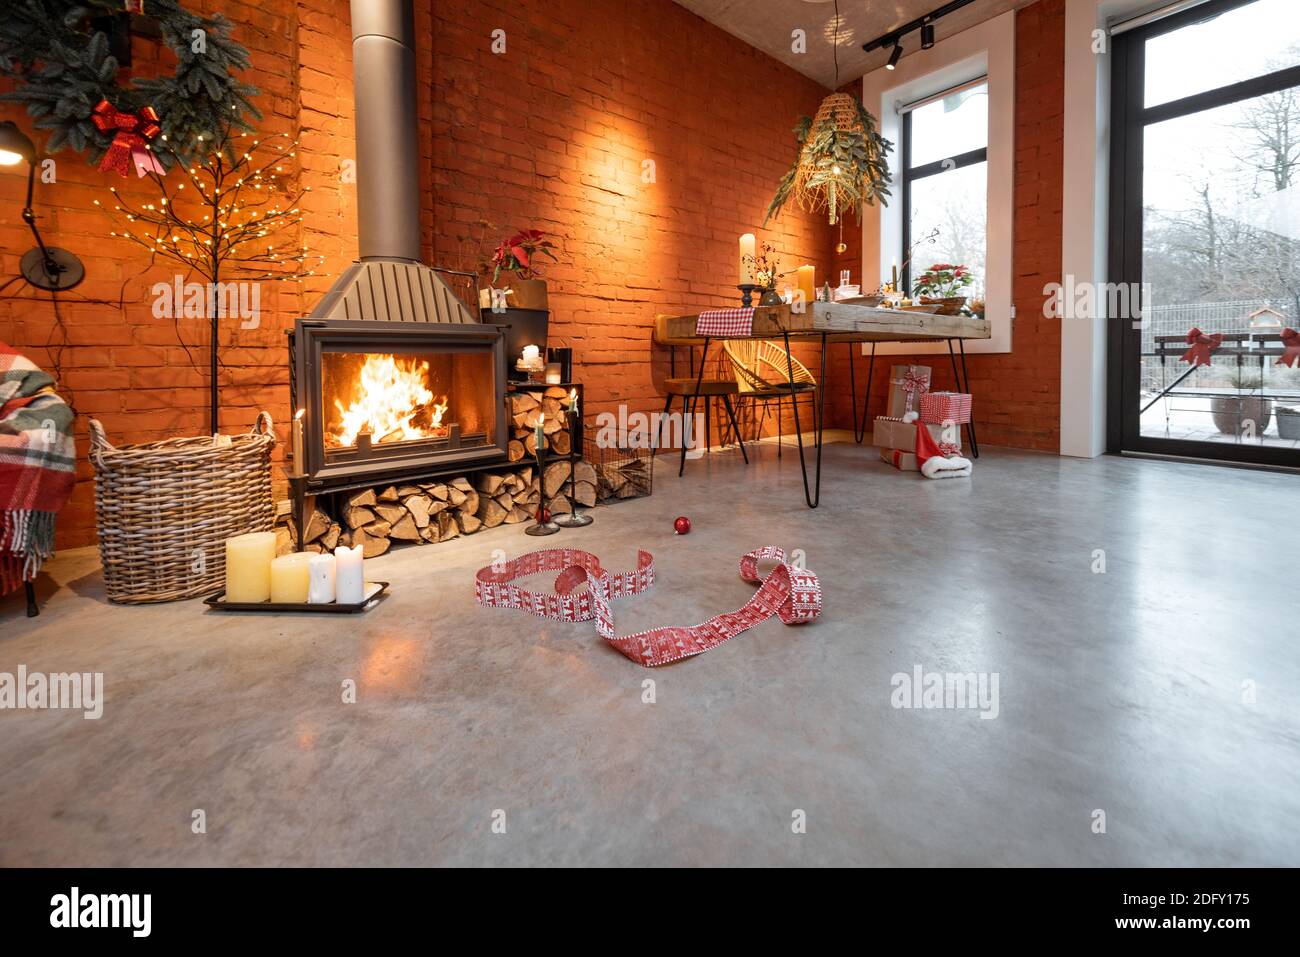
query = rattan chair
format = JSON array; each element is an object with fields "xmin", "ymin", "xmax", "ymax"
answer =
[{"xmin": 722, "ymin": 340, "xmax": 818, "ymax": 454}]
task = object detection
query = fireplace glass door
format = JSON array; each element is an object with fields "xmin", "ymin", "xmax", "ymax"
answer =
[
  {"xmin": 294, "ymin": 319, "xmax": 508, "ymax": 485},
  {"xmin": 321, "ymin": 348, "xmax": 497, "ymax": 461}
]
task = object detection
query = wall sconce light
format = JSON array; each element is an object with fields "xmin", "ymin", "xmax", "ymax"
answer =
[{"xmin": 0, "ymin": 120, "xmax": 85, "ymax": 291}]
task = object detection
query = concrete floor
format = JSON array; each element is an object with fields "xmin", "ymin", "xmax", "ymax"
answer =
[{"xmin": 1, "ymin": 441, "xmax": 1297, "ymax": 866}]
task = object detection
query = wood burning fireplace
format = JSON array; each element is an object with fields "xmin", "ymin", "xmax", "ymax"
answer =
[{"xmin": 292, "ymin": 319, "xmax": 508, "ymax": 489}]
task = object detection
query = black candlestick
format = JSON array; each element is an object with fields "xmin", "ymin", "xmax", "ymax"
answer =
[
  {"xmin": 525, "ymin": 438, "xmax": 560, "ymax": 536},
  {"xmin": 737, "ymin": 283, "xmax": 759, "ymax": 308},
  {"xmin": 554, "ymin": 411, "xmax": 592, "ymax": 528}
]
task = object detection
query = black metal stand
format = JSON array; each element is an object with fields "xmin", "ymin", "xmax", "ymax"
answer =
[
  {"xmin": 553, "ymin": 412, "xmax": 592, "ymax": 528},
  {"xmin": 782, "ymin": 331, "xmax": 828, "ymax": 509},
  {"xmin": 526, "ymin": 447, "xmax": 561, "ymax": 536},
  {"xmin": 25, "ymin": 580, "xmax": 38, "ymax": 617}
]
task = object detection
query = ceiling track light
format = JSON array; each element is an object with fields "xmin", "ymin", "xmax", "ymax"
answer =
[{"xmin": 862, "ymin": 0, "xmax": 975, "ymax": 58}]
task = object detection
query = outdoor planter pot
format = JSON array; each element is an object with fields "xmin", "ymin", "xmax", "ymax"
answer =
[
  {"xmin": 1211, "ymin": 394, "xmax": 1273, "ymax": 435},
  {"xmin": 1276, "ymin": 407, "xmax": 1300, "ymax": 440}
]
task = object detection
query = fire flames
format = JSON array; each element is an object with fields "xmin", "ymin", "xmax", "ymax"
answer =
[{"xmin": 327, "ymin": 353, "xmax": 449, "ymax": 447}]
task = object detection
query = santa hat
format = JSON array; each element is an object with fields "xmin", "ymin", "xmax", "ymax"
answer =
[{"xmin": 914, "ymin": 416, "xmax": 972, "ymax": 479}]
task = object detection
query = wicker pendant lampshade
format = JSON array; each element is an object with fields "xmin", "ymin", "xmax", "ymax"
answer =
[{"xmin": 764, "ymin": 91, "xmax": 893, "ymax": 227}]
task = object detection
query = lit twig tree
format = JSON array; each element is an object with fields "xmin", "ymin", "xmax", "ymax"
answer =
[{"xmin": 97, "ymin": 128, "xmax": 324, "ymax": 433}]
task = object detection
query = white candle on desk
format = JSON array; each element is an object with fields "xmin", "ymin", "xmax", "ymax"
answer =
[
  {"xmin": 270, "ymin": 552, "xmax": 313, "ymax": 604},
  {"xmin": 522, "ymin": 344, "xmax": 541, "ymax": 363},
  {"xmin": 335, "ymin": 544, "xmax": 365, "ymax": 604},
  {"xmin": 307, "ymin": 553, "xmax": 336, "ymax": 604},
  {"xmin": 224, "ymin": 531, "xmax": 276, "ymax": 603},
  {"xmin": 739, "ymin": 233, "xmax": 756, "ymax": 284}
]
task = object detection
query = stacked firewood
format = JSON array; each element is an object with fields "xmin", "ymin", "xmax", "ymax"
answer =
[
  {"xmin": 277, "ymin": 460, "xmax": 600, "ymax": 557},
  {"xmin": 507, "ymin": 386, "xmax": 573, "ymax": 461}
]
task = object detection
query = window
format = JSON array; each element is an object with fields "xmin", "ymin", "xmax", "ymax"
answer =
[
  {"xmin": 1109, "ymin": 0, "xmax": 1300, "ymax": 467},
  {"xmin": 900, "ymin": 82, "xmax": 988, "ymax": 298}
]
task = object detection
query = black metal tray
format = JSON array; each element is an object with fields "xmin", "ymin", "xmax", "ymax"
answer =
[{"xmin": 203, "ymin": 581, "xmax": 389, "ymax": 614}]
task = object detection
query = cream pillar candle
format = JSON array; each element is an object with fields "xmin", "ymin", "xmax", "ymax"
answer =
[
  {"xmin": 224, "ymin": 531, "xmax": 276, "ymax": 603},
  {"xmin": 796, "ymin": 265, "xmax": 816, "ymax": 307},
  {"xmin": 270, "ymin": 552, "xmax": 313, "ymax": 604},
  {"xmin": 335, "ymin": 544, "xmax": 365, "ymax": 604},
  {"xmin": 307, "ymin": 553, "xmax": 337, "ymax": 604},
  {"xmin": 521, "ymin": 344, "xmax": 541, "ymax": 363},
  {"xmin": 738, "ymin": 233, "xmax": 756, "ymax": 284}
]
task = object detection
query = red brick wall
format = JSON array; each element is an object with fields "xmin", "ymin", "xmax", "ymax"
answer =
[
  {"xmin": 1, "ymin": 0, "xmax": 834, "ymax": 548},
  {"xmin": 2, "ymin": 0, "xmax": 1066, "ymax": 549},
  {"xmin": 823, "ymin": 0, "xmax": 1065, "ymax": 450}
]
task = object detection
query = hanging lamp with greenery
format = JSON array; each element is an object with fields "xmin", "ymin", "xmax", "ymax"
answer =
[
  {"xmin": 765, "ymin": 1, "xmax": 892, "ymax": 227},
  {"xmin": 765, "ymin": 91, "xmax": 893, "ymax": 227}
]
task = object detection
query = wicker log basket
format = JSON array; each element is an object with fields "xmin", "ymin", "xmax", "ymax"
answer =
[{"xmin": 89, "ymin": 413, "xmax": 276, "ymax": 603}]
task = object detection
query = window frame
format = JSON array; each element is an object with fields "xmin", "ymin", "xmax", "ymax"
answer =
[
  {"xmin": 899, "ymin": 97, "xmax": 989, "ymax": 294},
  {"xmin": 1107, "ymin": 0, "xmax": 1300, "ymax": 466}
]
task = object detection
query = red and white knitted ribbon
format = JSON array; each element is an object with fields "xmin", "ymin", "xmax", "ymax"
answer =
[
  {"xmin": 474, "ymin": 545, "xmax": 821, "ymax": 667},
  {"xmin": 695, "ymin": 307, "xmax": 755, "ymax": 337}
]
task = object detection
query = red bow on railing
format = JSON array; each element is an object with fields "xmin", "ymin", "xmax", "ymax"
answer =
[
  {"xmin": 1180, "ymin": 327, "xmax": 1222, "ymax": 367},
  {"xmin": 1278, "ymin": 328, "xmax": 1300, "ymax": 368},
  {"xmin": 91, "ymin": 100, "xmax": 163, "ymax": 178}
]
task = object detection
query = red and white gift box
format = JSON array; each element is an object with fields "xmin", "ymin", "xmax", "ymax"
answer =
[
  {"xmin": 919, "ymin": 391, "xmax": 972, "ymax": 425},
  {"xmin": 886, "ymin": 364, "xmax": 931, "ymax": 418}
]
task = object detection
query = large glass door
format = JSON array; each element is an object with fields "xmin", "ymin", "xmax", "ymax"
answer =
[{"xmin": 1110, "ymin": 0, "xmax": 1300, "ymax": 466}]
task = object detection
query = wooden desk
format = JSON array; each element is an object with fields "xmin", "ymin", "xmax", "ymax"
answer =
[{"xmin": 663, "ymin": 302, "xmax": 991, "ymax": 507}]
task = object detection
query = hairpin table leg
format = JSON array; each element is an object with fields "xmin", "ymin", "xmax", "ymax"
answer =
[
  {"xmin": 848, "ymin": 340, "xmax": 877, "ymax": 443},
  {"xmin": 947, "ymin": 338, "xmax": 980, "ymax": 459}
]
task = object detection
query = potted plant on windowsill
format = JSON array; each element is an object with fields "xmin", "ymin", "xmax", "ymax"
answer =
[
  {"xmin": 912, "ymin": 263, "xmax": 974, "ymax": 315},
  {"xmin": 483, "ymin": 229, "xmax": 558, "ymax": 311},
  {"xmin": 1210, "ymin": 368, "xmax": 1273, "ymax": 435}
]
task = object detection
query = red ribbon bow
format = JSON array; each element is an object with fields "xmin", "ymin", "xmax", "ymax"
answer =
[
  {"xmin": 1278, "ymin": 328, "xmax": 1300, "ymax": 368},
  {"xmin": 91, "ymin": 100, "xmax": 163, "ymax": 178},
  {"xmin": 1180, "ymin": 327, "xmax": 1222, "ymax": 367}
]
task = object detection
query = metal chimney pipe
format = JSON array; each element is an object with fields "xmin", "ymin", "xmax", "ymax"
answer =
[{"xmin": 350, "ymin": 0, "xmax": 422, "ymax": 262}]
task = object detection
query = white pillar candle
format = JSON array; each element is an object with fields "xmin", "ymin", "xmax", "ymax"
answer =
[
  {"xmin": 521, "ymin": 344, "xmax": 541, "ymax": 363},
  {"xmin": 738, "ymin": 233, "xmax": 756, "ymax": 284},
  {"xmin": 307, "ymin": 553, "xmax": 337, "ymax": 604},
  {"xmin": 224, "ymin": 531, "xmax": 276, "ymax": 603},
  {"xmin": 335, "ymin": 544, "xmax": 365, "ymax": 604},
  {"xmin": 270, "ymin": 552, "xmax": 313, "ymax": 604}
]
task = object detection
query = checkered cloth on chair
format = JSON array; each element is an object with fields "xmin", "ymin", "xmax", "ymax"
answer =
[{"xmin": 696, "ymin": 307, "xmax": 754, "ymax": 337}]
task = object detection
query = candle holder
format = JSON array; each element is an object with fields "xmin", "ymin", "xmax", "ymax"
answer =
[
  {"xmin": 553, "ymin": 413, "xmax": 592, "ymax": 528},
  {"xmin": 737, "ymin": 283, "xmax": 759, "ymax": 308},
  {"xmin": 525, "ymin": 443, "xmax": 561, "ymax": 536}
]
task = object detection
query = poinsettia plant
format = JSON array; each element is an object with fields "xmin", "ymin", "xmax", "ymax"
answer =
[
  {"xmin": 913, "ymin": 263, "xmax": 974, "ymax": 299},
  {"xmin": 484, "ymin": 229, "xmax": 558, "ymax": 282}
]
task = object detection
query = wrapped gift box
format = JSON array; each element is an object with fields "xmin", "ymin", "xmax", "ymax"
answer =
[
  {"xmin": 886, "ymin": 364, "xmax": 931, "ymax": 418},
  {"xmin": 880, "ymin": 447, "xmax": 919, "ymax": 471},
  {"xmin": 919, "ymin": 391, "xmax": 973, "ymax": 425},
  {"xmin": 873, "ymin": 416, "xmax": 960, "ymax": 454}
]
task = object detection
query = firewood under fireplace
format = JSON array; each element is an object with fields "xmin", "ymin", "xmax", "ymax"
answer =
[{"xmin": 274, "ymin": 460, "xmax": 599, "ymax": 558}]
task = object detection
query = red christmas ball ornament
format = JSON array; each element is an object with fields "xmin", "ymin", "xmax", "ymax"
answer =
[
  {"xmin": 674, "ymin": 515, "xmax": 691, "ymax": 535},
  {"xmin": 539, "ymin": 507, "xmax": 551, "ymax": 523}
]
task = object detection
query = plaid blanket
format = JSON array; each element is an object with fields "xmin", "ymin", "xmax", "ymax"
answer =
[{"xmin": 0, "ymin": 341, "xmax": 76, "ymax": 594}]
